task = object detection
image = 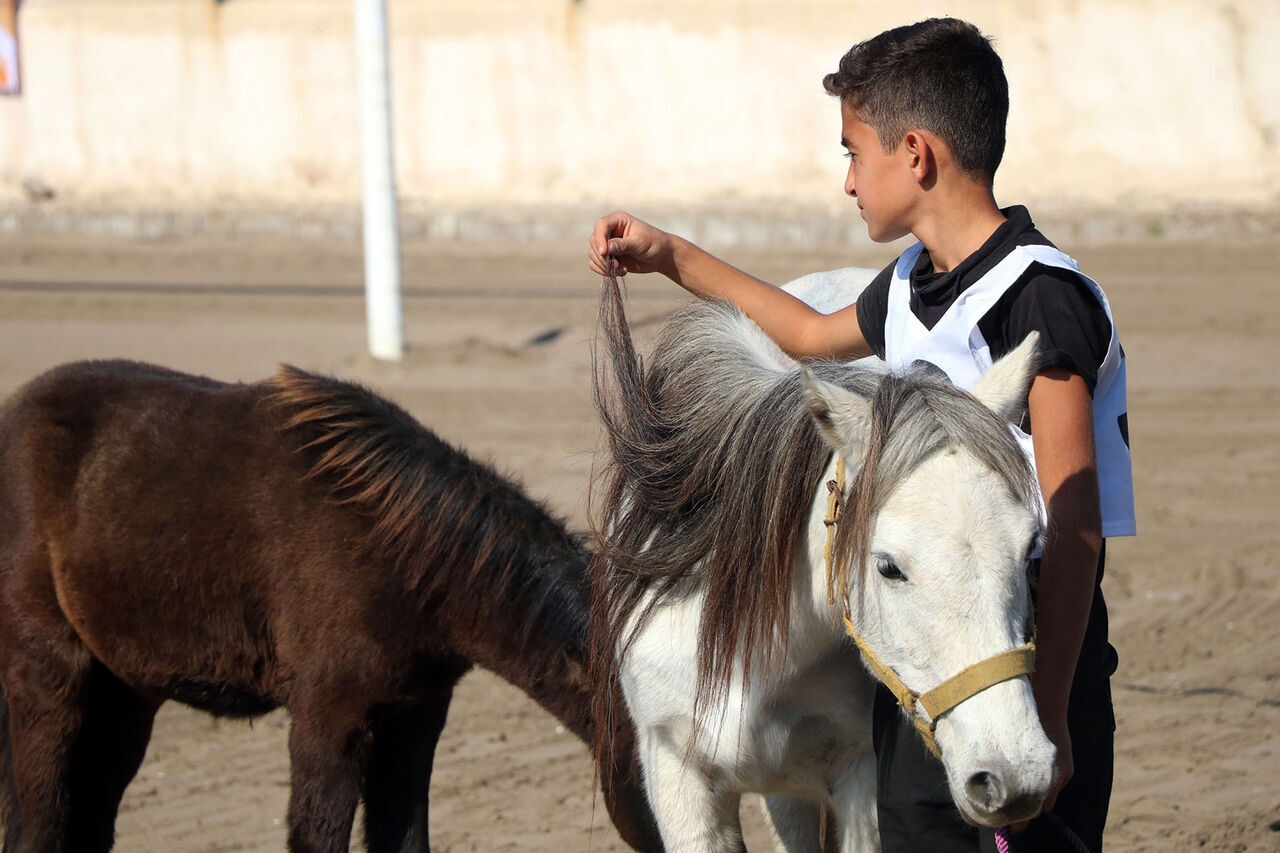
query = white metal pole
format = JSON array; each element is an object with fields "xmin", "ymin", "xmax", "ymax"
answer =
[{"xmin": 354, "ymin": 0, "xmax": 404, "ymax": 361}]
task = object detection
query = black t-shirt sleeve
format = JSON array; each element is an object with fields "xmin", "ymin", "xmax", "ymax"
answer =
[
  {"xmin": 977, "ymin": 262, "xmax": 1111, "ymax": 395},
  {"xmin": 854, "ymin": 261, "xmax": 895, "ymax": 360}
]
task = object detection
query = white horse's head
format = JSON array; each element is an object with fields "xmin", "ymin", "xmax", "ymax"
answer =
[{"xmin": 802, "ymin": 334, "xmax": 1055, "ymax": 827}]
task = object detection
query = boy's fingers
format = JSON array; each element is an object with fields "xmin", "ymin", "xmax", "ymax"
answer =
[
  {"xmin": 597, "ymin": 236, "xmax": 633, "ymax": 260},
  {"xmin": 592, "ymin": 211, "xmax": 631, "ymax": 251},
  {"xmin": 586, "ymin": 243, "xmax": 626, "ymax": 277},
  {"xmin": 588, "ymin": 237, "xmax": 606, "ymax": 262},
  {"xmin": 1042, "ymin": 782, "xmax": 1063, "ymax": 815},
  {"xmin": 590, "ymin": 221, "xmax": 614, "ymax": 256},
  {"xmin": 589, "ymin": 210, "xmax": 648, "ymax": 275}
]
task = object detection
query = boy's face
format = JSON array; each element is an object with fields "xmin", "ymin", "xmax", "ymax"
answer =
[{"xmin": 840, "ymin": 101, "xmax": 919, "ymax": 243}]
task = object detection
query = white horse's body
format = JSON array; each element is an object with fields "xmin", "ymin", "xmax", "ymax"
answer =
[
  {"xmin": 609, "ymin": 269, "xmax": 1055, "ymax": 852},
  {"xmin": 778, "ymin": 265, "xmax": 878, "ymax": 314}
]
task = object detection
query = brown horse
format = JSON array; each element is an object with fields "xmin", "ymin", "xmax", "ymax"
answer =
[{"xmin": 0, "ymin": 359, "xmax": 661, "ymax": 853}]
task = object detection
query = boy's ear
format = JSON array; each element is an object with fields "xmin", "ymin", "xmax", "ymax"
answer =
[{"xmin": 902, "ymin": 130, "xmax": 933, "ymax": 183}]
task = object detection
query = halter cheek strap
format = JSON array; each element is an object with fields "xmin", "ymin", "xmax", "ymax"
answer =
[{"xmin": 824, "ymin": 457, "xmax": 1037, "ymax": 760}]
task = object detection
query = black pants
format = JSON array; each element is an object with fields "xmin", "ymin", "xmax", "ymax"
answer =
[{"xmin": 873, "ymin": 546, "xmax": 1117, "ymax": 853}]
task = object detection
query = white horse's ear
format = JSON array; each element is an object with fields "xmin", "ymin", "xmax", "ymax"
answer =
[
  {"xmin": 970, "ymin": 331, "xmax": 1040, "ymax": 424},
  {"xmin": 801, "ymin": 369, "xmax": 871, "ymax": 462}
]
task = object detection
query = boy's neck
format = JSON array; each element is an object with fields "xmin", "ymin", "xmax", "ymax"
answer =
[{"xmin": 909, "ymin": 184, "xmax": 1007, "ymax": 274}]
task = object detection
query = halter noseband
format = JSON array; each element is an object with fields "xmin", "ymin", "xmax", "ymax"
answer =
[{"xmin": 823, "ymin": 456, "xmax": 1037, "ymax": 760}]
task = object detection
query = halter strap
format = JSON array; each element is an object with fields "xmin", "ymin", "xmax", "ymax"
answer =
[{"xmin": 824, "ymin": 456, "xmax": 1036, "ymax": 759}]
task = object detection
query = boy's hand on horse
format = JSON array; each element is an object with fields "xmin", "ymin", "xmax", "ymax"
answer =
[{"xmin": 588, "ymin": 210, "xmax": 673, "ymax": 277}]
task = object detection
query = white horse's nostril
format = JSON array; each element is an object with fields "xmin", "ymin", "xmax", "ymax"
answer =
[
  {"xmin": 962, "ymin": 766, "xmax": 1046, "ymax": 825},
  {"xmin": 965, "ymin": 770, "xmax": 1008, "ymax": 812}
]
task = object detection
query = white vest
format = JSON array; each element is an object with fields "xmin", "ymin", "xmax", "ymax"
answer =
[{"xmin": 884, "ymin": 242, "xmax": 1136, "ymax": 538}]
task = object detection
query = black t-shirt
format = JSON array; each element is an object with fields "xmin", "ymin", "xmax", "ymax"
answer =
[
  {"xmin": 855, "ymin": 206, "xmax": 1112, "ymax": 396},
  {"xmin": 852, "ymin": 208, "xmax": 1118, "ymax": 673}
]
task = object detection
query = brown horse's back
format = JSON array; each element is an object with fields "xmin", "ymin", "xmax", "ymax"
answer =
[{"xmin": 0, "ymin": 360, "xmax": 373, "ymax": 716}]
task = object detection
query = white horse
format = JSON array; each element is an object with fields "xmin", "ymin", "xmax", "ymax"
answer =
[{"xmin": 590, "ymin": 270, "xmax": 1055, "ymax": 852}]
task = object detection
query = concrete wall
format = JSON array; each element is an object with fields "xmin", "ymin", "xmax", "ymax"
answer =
[{"xmin": 1, "ymin": 0, "xmax": 1278, "ymax": 213}]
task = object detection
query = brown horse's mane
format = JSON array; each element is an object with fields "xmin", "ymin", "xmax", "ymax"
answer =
[{"xmin": 267, "ymin": 365, "xmax": 591, "ymax": 650}]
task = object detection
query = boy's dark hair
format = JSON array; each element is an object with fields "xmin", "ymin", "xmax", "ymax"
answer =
[{"xmin": 824, "ymin": 18, "xmax": 1009, "ymax": 181}]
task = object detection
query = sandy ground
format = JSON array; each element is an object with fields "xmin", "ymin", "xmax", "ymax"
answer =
[{"xmin": 0, "ymin": 230, "xmax": 1277, "ymax": 852}]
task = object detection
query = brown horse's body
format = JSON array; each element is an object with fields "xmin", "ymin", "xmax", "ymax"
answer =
[{"xmin": 0, "ymin": 360, "xmax": 660, "ymax": 853}]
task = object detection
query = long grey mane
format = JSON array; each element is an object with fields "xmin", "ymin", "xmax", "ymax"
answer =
[{"xmin": 588, "ymin": 274, "xmax": 1038, "ymax": 721}]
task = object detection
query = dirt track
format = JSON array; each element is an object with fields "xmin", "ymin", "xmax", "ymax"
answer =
[{"xmin": 0, "ymin": 232, "xmax": 1277, "ymax": 851}]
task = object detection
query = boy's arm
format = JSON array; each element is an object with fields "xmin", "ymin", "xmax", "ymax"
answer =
[
  {"xmin": 1025, "ymin": 366, "xmax": 1103, "ymax": 814},
  {"xmin": 588, "ymin": 211, "xmax": 872, "ymax": 361}
]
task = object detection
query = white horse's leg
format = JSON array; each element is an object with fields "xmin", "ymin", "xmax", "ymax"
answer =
[
  {"xmin": 641, "ymin": 733, "xmax": 745, "ymax": 853},
  {"xmin": 761, "ymin": 795, "xmax": 823, "ymax": 852},
  {"xmin": 831, "ymin": 755, "xmax": 880, "ymax": 853}
]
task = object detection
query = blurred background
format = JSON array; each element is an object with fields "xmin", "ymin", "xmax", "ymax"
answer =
[
  {"xmin": 0, "ymin": 1, "xmax": 1277, "ymax": 851},
  {"xmin": 3, "ymin": 0, "xmax": 1278, "ymax": 239}
]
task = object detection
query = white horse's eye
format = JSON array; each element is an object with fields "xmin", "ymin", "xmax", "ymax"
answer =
[{"xmin": 875, "ymin": 556, "xmax": 907, "ymax": 582}]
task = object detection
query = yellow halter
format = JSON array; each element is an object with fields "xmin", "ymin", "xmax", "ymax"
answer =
[{"xmin": 823, "ymin": 456, "xmax": 1037, "ymax": 759}]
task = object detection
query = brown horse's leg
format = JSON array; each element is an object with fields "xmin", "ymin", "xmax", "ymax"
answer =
[
  {"xmin": 285, "ymin": 695, "xmax": 371, "ymax": 853},
  {"xmin": 63, "ymin": 663, "xmax": 160, "ymax": 851},
  {"xmin": 361, "ymin": 687, "xmax": 454, "ymax": 853},
  {"xmin": 597, "ymin": 704, "xmax": 666, "ymax": 853},
  {"xmin": 0, "ymin": 683, "xmax": 20, "ymax": 853},
  {"xmin": 602, "ymin": 753, "xmax": 667, "ymax": 853},
  {"xmin": 1, "ymin": 624, "xmax": 94, "ymax": 853}
]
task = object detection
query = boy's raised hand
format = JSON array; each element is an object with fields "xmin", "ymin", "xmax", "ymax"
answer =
[{"xmin": 588, "ymin": 211, "xmax": 673, "ymax": 277}]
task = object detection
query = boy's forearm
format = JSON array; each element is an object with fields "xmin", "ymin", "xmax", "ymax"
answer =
[
  {"xmin": 664, "ymin": 236, "xmax": 871, "ymax": 360},
  {"xmin": 662, "ymin": 234, "xmax": 766, "ymax": 297},
  {"xmin": 1031, "ymin": 525, "xmax": 1101, "ymax": 721}
]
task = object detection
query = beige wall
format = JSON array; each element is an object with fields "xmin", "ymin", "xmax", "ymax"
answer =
[{"xmin": 1, "ymin": 0, "xmax": 1278, "ymax": 212}]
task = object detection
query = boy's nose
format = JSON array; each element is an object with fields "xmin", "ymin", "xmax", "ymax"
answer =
[{"xmin": 845, "ymin": 172, "xmax": 857, "ymax": 197}]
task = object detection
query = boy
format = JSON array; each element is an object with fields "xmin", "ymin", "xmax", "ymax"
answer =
[{"xmin": 586, "ymin": 17, "xmax": 1133, "ymax": 853}]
